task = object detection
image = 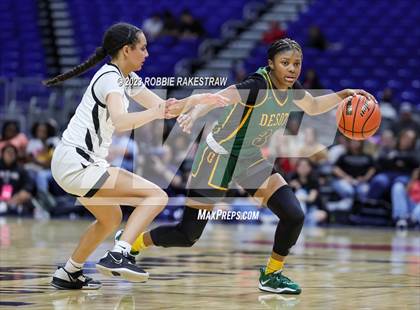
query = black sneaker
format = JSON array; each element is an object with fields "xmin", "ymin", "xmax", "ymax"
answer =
[
  {"xmin": 96, "ymin": 251, "xmax": 149, "ymax": 282},
  {"xmin": 124, "ymin": 252, "xmax": 137, "ymax": 265},
  {"xmin": 51, "ymin": 267, "xmax": 102, "ymax": 290}
]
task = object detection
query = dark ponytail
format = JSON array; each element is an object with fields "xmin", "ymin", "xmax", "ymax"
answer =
[
  {"xmin": 43, "ymin": 47, "xmax": 107, "ymax": 86},
  {"xmin": 43, "ymin": 22, "xmax": 142, "ymax": 87}
]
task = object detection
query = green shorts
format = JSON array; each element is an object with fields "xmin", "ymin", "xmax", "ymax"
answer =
[{"xmin": 187, "ymin": 142, "xmax": 276, "ymax": 203}]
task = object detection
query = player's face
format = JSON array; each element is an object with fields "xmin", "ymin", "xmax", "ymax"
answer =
[
  {"xmin": 270, "ymin": 49, "xmax": 302, "ymax": 88},
  {"xmin": 128, "ymin": 32, "xmax": 149, "ymax": 71}
]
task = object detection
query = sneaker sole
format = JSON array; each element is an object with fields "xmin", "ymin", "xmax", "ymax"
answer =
[
  {"xmin": 50, "ymin": 280, "xmax": 102, "ymax": 290},
  {"xmin": 95, "ymin": 264, "xmax": 149, "ymax": 282},
  {"xmin": 258, "ymin": 283, "xmax": 301, "ymax": 295}
]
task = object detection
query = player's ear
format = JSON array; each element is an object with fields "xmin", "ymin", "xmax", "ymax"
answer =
[
  {"xmin": 268, "ymin": 59, "xmax": 274, "ymax": 70},
  {"xmin": 122, "ymin": 45, "xmax": 130, "ymax": 57}
]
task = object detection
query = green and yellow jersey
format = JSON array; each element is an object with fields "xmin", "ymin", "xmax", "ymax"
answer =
[{"xmin": 211, "ymin": 66, "xmax": 305, "ymax": 158}]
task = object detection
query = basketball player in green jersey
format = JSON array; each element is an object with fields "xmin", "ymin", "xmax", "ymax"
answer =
[{"xmin": 117, "ymin": 38, "xmax": 376, "ymax": 294}]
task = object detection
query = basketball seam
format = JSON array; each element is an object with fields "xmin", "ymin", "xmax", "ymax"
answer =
[
  {"xmin": 351, "ymin": 96, "xmax": 363, "ymax": 138},
  {"xmin": 338, "ymin": 125, "xmax": 378, "ymax": 134},
  {"xmin": 360, "ymin": 103, "xmax": 377, "ymax": 139}
]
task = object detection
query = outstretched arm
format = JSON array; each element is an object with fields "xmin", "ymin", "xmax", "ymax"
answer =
[
  {"xmin": 107, "ymin": 92, "xmax": 166, "ymax": 132},
  {"xmin": 130, "ymin": 86, "xmax": 166, "ymax": 109},
  {"xmin": 176, "ymin": 85, "xmax": 245, "ymax": 133},
  {"xmin": 294, "ymin": 88, "xmax": 377, "ymax": 116},
  {"xmin": 130, "ymin": 84, "xmax": 229, "ymax": 112}
]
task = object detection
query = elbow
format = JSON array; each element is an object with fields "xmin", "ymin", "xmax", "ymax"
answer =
[
  {"xmin": 112, "ymin": 116, "xmax": 129, "ymax": 133},
  {"xmin": 113, "ymin": 124, "xmax": 128, "ymax": 133},
  {"xmin": 304, "ymin": 107, "xmax": 317, "ymax": 116}
]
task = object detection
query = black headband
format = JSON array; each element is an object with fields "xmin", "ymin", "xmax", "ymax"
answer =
[{"xmin": 105, "ymin": 27, "xmax": 141, "ymax": 56}]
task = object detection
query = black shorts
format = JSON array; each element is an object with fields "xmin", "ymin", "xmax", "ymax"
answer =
[{"xmin": 187, "ymin": 142, "xmax": 277, "ymax": 204}]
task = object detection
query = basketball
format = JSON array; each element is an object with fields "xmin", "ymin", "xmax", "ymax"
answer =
[{"xmin": 336, "ymin": 95, "xmax": 381, "ymax": 140}]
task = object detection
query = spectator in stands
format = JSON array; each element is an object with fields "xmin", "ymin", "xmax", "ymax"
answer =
[
  {"xmin": 0, "ymin": 144, "xmax": 34, "ymax": 215},
  {"xmin": 298, "ymin": 127, "xmax": 328, "ymax": 166},
  {"xmin": 25, "ymin": 121, "xmax": 59, "ymax": 193},
  {"xmin": 368, "ymin": 129, "xmax": 419, "ymax": 201},
  {"xmin": 107, "ymin": 131, "xmax": 139, "ymax": 172},
  {"xmin": 302, "ymin": 69, "xmax": 323, "ymax": 90},
  {"xmin": 391, "ymin": 102, "xmax": 420, "ymax": 135},
  {"xmin": 268, "ymin": 131, "xmax": 296, "ymax": 176},
  {"xmin": 392, "ymin": 168, "xmax": 420, "ymax": 229},
  {"xmin": 307, "ymin": 26, "xmax": 329, "ymax": 51},
  {"xmin": 161, "ymin": 10, "xmax": 180, "ymax": 37},
  {"xmin": 179, "ymin": 9, "xmax": 205, "ymax": 39},
  {"xmin": 172, "ymin": 135, "xmax": 190, "ymax": 166},
  {"xmin": 262, "ymin": 21, "xmax": 286, "ymax": 45},
  {"xmin": 327, "ymin": 133, "xmax": 347, "ymax": 164},
  {"xmin": 381, "ymin": 88, "xmax": 397, "ymax": 107},
  {"xmin": 375, "ymin": 129, "xmax": 396, "ymax": 158},
  {"xmin": 230, "ymin": 60, "xmax": 247, "ymax": 83},
  {"xmin": 285, "ymin": 116, "xmax": 304, "ymax": 158},
  {"xmin": 149, "ymin": 145, "xmax": 183, "ymax": 196},
  {"xmin": 0, "ymin": 121, "xmax": 28, "ymax": 159},
  {"xmin": 378, "ymin": 88, "xmax": 397, "ymax": 129},
  {"xmin": 142, "ymin": 13, "xmax": 163, "ymax": 40},
  {"xmin": 328, "ymin": 140, "xmax": 375, "ymax": 211},
  {"xmin": 289, "ymin": 158, "xmax": 327, "ymax": 225}
]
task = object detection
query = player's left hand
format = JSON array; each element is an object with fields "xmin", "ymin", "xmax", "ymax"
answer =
[
  {"xmin": 164, "ymin": 98, "xmax": 183, "ymax": 118},
  {"xmin": 345, "ymin": 89, "xmax": 378, "ymax": 104}
]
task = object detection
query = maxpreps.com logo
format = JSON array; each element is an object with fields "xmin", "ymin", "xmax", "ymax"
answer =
[{"xmin": 197, "ymin": 209, "xmax": 260, "ymax": 221}]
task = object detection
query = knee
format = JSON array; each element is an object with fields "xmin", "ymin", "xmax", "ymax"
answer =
[
  {"xmin": 335, "ymin": 180, "xmax": 354, "ymax": 197},
  {"xmin": 391, "ymin": 182, "xmax": 406, "ymax": 195},
  {"xmin": 98, "ymin": 208, "xmax": 122, "ymax": 231},
  {"xmin": 176, "ymin": 218, "xmax": 206, "ymax": 247},
  {"xmin": 372, "ymin": 174, "xmax": 389, "ymax": 186},
  {"xmin": 160, "ymin": 190, "xmax": 169, "ymax": 207},
  {"xmin": 141, "ymin": 189, "xmax": 168, "ymax": 213},
  {"xmin": 267, "ymin": 185, "xmax": 305, "ymax": 226},
  {"xmin": 290, "ymin": 205, "xmax": 305, "ymax": 226},
  {"xmin": 180, "ymin": 228, "xmax": 202, "ymax": 247},
  {"xmin": 154, "ymin": 190, "xmax": 169, "ymax": 212},
  {"xmin": 392, "ymin": 182, "xmax": 405, "ymax": 192},
  {"xmin": 182, "ymin": 236, "xmax": 197, "ymax": 247}
]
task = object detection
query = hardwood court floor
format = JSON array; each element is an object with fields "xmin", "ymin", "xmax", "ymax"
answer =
[{"xmin": 0, "ymin": 218, "xmax": 419, "ymax": 309}]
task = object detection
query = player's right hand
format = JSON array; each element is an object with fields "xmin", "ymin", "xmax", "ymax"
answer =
[
  {"xmin": 177, "ymin": 113, "xmax": 194, "ymax": 134},
  {"xmin": 199, "ymin": 93, "xmax": 230, "ymax": 107}
]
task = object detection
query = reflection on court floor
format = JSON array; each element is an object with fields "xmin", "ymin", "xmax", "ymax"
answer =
[{"xmin": 0, "ymin": 218, "xmax": 419, "ymax": 309}]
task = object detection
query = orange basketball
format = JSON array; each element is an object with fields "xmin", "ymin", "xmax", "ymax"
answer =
[{"xmin": 336, "ymin": 95, "xmax": 381, "ymax": 140}]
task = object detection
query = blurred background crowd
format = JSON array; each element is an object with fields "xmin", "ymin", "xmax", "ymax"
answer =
[{"xmin": 0, "ymin": 0, "xmax": 419, "ymax": 229}]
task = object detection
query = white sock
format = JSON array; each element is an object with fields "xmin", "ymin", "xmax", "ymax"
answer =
[
  {"xmin": 64, "ymin": 258, "xmax": 83, "ymax": 273},
  {"xmin": 112, "ymin": 240, "xmax": 132, "ymax": 256}
]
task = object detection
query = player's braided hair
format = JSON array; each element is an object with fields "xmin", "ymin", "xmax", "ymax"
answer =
[
  {"xmin": 44, "ymin": 22, "xmax": 142, "ymax": 86},
  {"xmin": 267, "ymin": 38, "xmax": 302, "ymax": 60}
]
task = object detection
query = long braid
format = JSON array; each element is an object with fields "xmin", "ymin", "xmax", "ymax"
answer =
[
  {"xmin": 268, "ymin": 38, "xmax": 302, "ymax": 60},
  {"xmin": 43, "ymin": 47, "xmax": 107, "ymax": 86},
  {"xmin": 43, "ymin": 22, "xmax": 142, "ymax": 87}
]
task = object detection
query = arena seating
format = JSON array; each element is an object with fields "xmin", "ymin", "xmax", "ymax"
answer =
[
  {"xmin": 68, "ymin": 0, "xmax": 260, "ymax": 78},
  {"xmin": 244, "ymin": 0, "xmax": 420, "ymax": 104},
  {"xmin": 0, "ymin": 0, "xmax": 47, "ymax": 77}
]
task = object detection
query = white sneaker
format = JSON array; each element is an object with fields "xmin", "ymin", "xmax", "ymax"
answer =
[{"xmin": 396, "ymin": 219, "xmax": 408, "ymax": 230}]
